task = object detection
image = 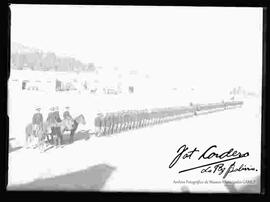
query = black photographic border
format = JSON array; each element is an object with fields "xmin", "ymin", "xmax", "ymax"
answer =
[{"xmin": 1, "ymin": 0, "xmax": 268, "ymax": 201}]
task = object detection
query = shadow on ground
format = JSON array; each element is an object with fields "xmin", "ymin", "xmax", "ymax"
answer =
[
  {"xmin": 61, "ymin": 130, "xmax": 96, "ymax": 145},
  {"xmin": 9, "ymin": 138, "xmax": 23, "ymax": 153},
  {"xmin": 8, "ymin": 164, "xmax": 116, "ymax": 191},
  {"xmin": 9, "ymin": 145, "xmax": 23, "ymax": 153}
]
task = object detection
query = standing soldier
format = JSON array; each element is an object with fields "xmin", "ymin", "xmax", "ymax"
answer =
[
  {"xmin": 222, "ymin": 100, "xmax": 227, "ymax": 110},
  {"xmin": 128, "ymin": 111, "xmax": 132, "ymax": 130},
  {"xmin": 111, "ymin": 112, "xmax": 117, "ymax": 134},
  {"xmin": 141, "ymin": 109, "xmax": 146, "ymax": 128},
  {"xmin": 145, "ymin": 110, "xmax": 150, "ymax": 127},
  {"xmin": 138, "ymin": 110, "xmax": 143, "ymax": 128},
  {"xmin": 109, "ymin": 113, "xmax": 115, "ymax": 134},
  {"xmin": 103, "ymin": 113, "xmax": 109, "ymax": 135},
  {"xmin": 113, "ymin": 112, "xmax": 119, "ymax": 133},
  {"xmin": 128, "ymin": 111, "xmax": 133, "ymax": 130},
  {"xmin": 103, "ymin": 113, "xmax": 107, "ymax": 135},
  {"xmin": 117, "ymin": 111, "xmax": 123, "ymax": 133},
  {"xmin": 134, "ymin": 110, "xmax": 139, "ymax": 129},
  {"xmin": 123, "ymin": 111, "xmax": 129, "ymax": 131},
  {"xmin": 151, "ymin": 110, "xmax": 156, "ymax": 125},
  {"xmin": 100, "ymin": 113, "xmax": 105, "ymax": 135},
  {"xmin": 32, "ymin": 107, "xmax": 43, "ymax": 147},
  {"xmin": 106, "ymin": 113, "xmax": 113, "ymax": 135},
  {"xmin": 133, "ymin": 110, "xmax": 138, "ymax": 130},
  {"xmin": 157, "ymin": 109, "xmax": 162, "ymax": 124},
  {"xmin": 95, "ymin": 113, "xmax": 103, "ymax": 136},
  {"xmin": 190, "ymin": 102, "xmax": 197, "ymax": 116},
  {"xmin": 118, "ymin": 111, "xmax": 124, "ymax": 133}
]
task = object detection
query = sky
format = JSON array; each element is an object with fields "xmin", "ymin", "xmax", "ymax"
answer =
[{"xmin": 10, "ymin": 5, "xmax": 263, "ymax": 93}]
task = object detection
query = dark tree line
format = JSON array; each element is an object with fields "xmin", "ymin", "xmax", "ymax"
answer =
[{"xmin": 11, "ymin": 50, "xmax": 96, "ymax": 73}]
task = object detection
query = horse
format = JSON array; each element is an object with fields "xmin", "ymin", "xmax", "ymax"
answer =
[
  {"xmin": 25, "ymin": 122, "xmax": 48, "ymax": 152},
  {"xmin": 63, "ymin": 114, "xmax": 86, "ymax": 144},
  {"xmin": 46, "ymin": 118, "xmax": 75, "ymax": 146},
  {"xmin": 25, "ymin": 123, "xmax": 35, "ymax": 148}
]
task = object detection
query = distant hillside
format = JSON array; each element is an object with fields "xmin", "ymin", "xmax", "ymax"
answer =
[
  {"xmin": 10, "ymin": 42, "xmax": 97, "ymax": 73},
  {"xmin": 11, "ymin": 42, "xmax": 42, "ymax": 54}
]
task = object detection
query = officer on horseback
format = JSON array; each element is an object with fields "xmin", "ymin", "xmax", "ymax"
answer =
[
  {"xmin": 63, "ymin": 106, "xmax": 73, "ymax": 120},
  {"xmin": 63, "ymin": 106, "xmax": 74, "ymax": 134},
  {"xmin": 46, "ymin": 107, "xmax": 56, "ymax": 144},
  {"xmin": 53, "ymin": 106, "xmax": 63, "ymax": 146},
  {"xmin": 46, "ymin": 107, "xmax": 55, "ymax": 124},
  {"xmin": 32, "ymin": 107, "xmax": 43, "ymax": 137},
  {"xmin": 53, "ymin": 106, "xmax": 62, "ymax": 123}
]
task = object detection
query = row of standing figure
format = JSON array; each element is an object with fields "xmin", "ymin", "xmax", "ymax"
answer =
[
  {"xmin": 94, "ymin": 106, "xmax": 195, "ymax": 136},
  {"xmin": 94, "ymin": 100, "xmax": 243, "ymax": 136}
]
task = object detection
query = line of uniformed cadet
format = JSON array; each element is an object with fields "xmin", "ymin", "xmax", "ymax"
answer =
[
  {"xmin": 94, "ymin": 106, "xmax": 196, "ymax": 136},
  {"xmin": 94, "ymin": 100, "xmax": 243, "ymax": 136}
]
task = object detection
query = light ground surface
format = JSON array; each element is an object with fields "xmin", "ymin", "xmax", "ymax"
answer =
[{"xmin": 7, "ymin": 90, "xmax": 261, "ymax": 193}]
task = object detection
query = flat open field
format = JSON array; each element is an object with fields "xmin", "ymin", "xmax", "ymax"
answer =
[{"xmin": 7, "ymin": 90, "xmax": 261, "ymax": 193}]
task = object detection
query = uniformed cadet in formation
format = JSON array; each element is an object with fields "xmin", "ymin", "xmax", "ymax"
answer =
[
  {"xmin": 94, "ymin": 113, "xmax": 104, "ymax": 136},
  {"xmin": 32, "ymin": 107, "xmax": 43, "ymax": 137},
  {"xmin": 93, "ymin": 100, "xmax": 243, "ymax": 136}
]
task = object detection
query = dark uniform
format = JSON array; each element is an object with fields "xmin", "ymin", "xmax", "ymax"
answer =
[
  {"xmin": 53, "ymin": 109, "xmax": 62, "ymax": 146},
  {"xmin": 113, "ymin": 113, "xmax": 119, "ymax": 133},
  {"xmin": 53, "ymin": 110, "xmax": 62, "ymax": 123},
  {"xmin": 46, "ymin": 110, "xmax": 55, "ymax": 144},
  {"xmin": 123, "ymin": 113, "xmax": 129, "ymax": 131},
  {"xmin": 109, "ymin": 114, "xmax": 114, "ymax": 134},
  {"xmin": 104, "ymin": 114, "xmax": 112, "ymax": 135},
  {"xmin": 32, "ymin": 112, "xmax": 43, "ymax": 125},
  {"xmin": 111, "ymin": 113, "xmax": 117, "ymax": 134},
  {"xmin": 120, "ymin": 112, "xmax": 125, "ymax": 132},
  {"xmin": 95, "ymin": 114, "xmax": 103, "ymax": 136},
  {"xmin": 47, "ymin": 112, "xmax": 55, "ymax": 125},
  {"xmin": 63, "ymin": 110, "xmax": 72, "ymax": 120}
]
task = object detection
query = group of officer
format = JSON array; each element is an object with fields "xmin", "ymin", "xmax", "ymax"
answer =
[
  {"xmin": 31, "ymin": 106, "xmax": 73, "ymax": 146},
  {"xmin": 94, "ymin": 100, "xmax": 244, "ymax": 136}
]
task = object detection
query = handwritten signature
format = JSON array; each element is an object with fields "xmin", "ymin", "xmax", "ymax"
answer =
[{"xmin": 169, "ymin": 145, "xmax": 257, "ymax": 179}]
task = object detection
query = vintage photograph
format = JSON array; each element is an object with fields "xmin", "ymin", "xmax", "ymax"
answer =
[{"xmin": 7, "ymin": 5, "xmax": 262, "ymax": 193}]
